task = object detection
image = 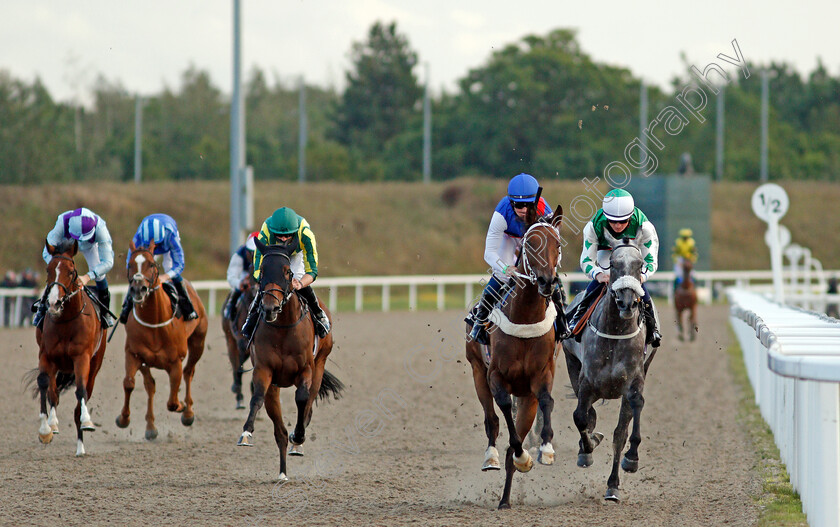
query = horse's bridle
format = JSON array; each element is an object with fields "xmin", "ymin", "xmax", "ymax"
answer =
[
  {"xmin": 517, "ymin": 221, "xmax": 562, "ymax": 297},
  {"xmin": 128, "ymin": 247, "xmax": 161, "ymax": 302},
  {"xmin": 258, "ymin": 252, "xmax": 295, "ymax": 318},
  {"xmin": 45, "ymin": 254, "xmax": 85, "ymax": 320}
]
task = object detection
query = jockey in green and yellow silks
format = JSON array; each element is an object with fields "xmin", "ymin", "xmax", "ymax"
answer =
[{"xmin": 241, "ymin": 207, "xmax": 330, "ymax": 339}]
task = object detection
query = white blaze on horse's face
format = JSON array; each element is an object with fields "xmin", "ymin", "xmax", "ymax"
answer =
[
  {"xmin": 131, "ymin": 253, "xmax": 146, "ymax": 275},
  {"xmin": 47, "ymin": 261, "xmax": 62, "ymax": 310}
]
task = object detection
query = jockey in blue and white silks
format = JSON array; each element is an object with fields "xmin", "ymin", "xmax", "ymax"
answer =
[
  {"xmin": 566, "ymin": 188, "xmax": 662, "ymax": 348},
  {"xmin": 468, "ymin": 173, "xmax": 570, "ymax": 344},
  {"xmin": 119, "ymin": 213, "xmax": 197, "ymax": 322},
  {"xmin": 35, "ymin": 207, "xmax": 116, "ymax": 328}
]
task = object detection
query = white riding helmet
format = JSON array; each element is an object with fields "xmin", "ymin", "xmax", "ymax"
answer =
[{"xmin": 602, "ymin": 189, "xmax": 635, "ymax": 221}]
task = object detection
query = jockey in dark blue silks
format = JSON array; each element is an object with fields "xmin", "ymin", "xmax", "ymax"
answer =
[
  {"xmin": 34, "ymin": 208, "xmax": 116, "ymax": 328},
  {"xmin": 224, "ymin": 231, "xmax": 257, "ymax": 321},
  {"xmin": 467, "ymin": 173, "xmax": 571, "ymax": 345},
  {"xmin": 118, "ymin": 213, "xmax": 198, "ymax": 323},
  {"xmin": 565, "ymin": 188, "xmax": 662, "ymax": 348}
]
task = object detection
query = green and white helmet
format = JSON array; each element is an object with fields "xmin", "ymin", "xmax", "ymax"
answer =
[{"xmin": 602, "ymin": 189, "xmax": 635, "ymax": 221}]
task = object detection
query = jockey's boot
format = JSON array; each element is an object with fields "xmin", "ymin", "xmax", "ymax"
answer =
[
  {"xmin": 97, "ymin": 287, "xmax": 115, "ymax": 328},
  {"xmin": 172, "ymin": 279, "xmax": 198, "ymax": 320},
  {"xmin": 566, "ymin": 301, "xmax": 586, "ymax": 343},
  {"xmin": 241, "ymin": 294, "xmax": 261, "ymax": 341},
  {"xmin": 225, "ymin": 288, "xmax": 243, "ymax": 321},
  {"xmin": 642, "ymin": 298, "xmax": 662, "ymax": 348},
  {"xmin": 551, "ymin": 285, "xmax": 572, "ymax": 342},
  {"xmin": 31, "ymin": 291, "xmax": 49, "ymax": 329},
  {"xmin": 298, "ymin": 286, "xmax": 330, "ymax": 338},
  {"xmin": 468, "ymin": 287, "xmax": 494, "ymax": 345},
  {"xmin": 118, "ymin": 296, "xmax": 133, "ymax": 324}
]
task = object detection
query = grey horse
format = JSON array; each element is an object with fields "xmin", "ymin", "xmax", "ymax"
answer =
[{"xmin": 562, "ymin": 233, "xmax": 658, "ymax": 502}]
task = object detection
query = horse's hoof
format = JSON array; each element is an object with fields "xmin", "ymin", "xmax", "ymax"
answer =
[
  {"xmin": 75, "ymin": 440, "xmax": 85, "ymax": 457},
  {"xmin": 181, "ymin": 414, "xmax": 195, "ymax": 426},
  {"xmin": 115, "ymin": 415, "xmax": 129, "ymax": 429},
  {"xmin": 482, "ymin": 446, "xmax": 501, "ymax": 471},
  {"xmin": 577, "ymin": 453, "xmax": 593, "ymax": 467},
  {"xmin": 169, "ymin": 402, "xmax": 185, "ymax": 413},
  {"xmin": 38, "ymin": 431, "xmax": 53, "ymax": 444},
  {"xmin": 497, "ymin": 501, "xmax": 511, "ymax": 510},
  {"xmin": 235, "ymin": 401, "xmax": 246, "ymax": 410},
  {"xmin": 288, "ymin": 443, "xmax": 304, "ymax": 456},
  {"xmin": 513, "ymin": 450, "xmax": 533, "ymax": 473},
  {"xmin": 237, "ymin": 431, "xmax": 253, "ymax": 447},
  {"xmin": 145, "ymin": 429, "xmax": 158, "ymax": 441},
  {"xmin": 50, "ymin": 424, "xmax": 59, "ymax": 434},
  {"xmin": 81, "ymin": 421, "xmax": 95, "ymax": 432},
  {"xmin": 621, "ymin": 456, "xmax": 639, "ymax": 473},
  {"xmin": 538, "ymin": 443, "xmax": 555, "ymax": 465},
  {"xmin": 278, "ymin": 472, "xmax": 288, "ymax": 482},
  {"xmin": 591, "ymin": 432, "xmax": 604, "ymax": 448},
  {"xmin": 605, "ymin": 488, "xmax": 620, "ymax": 502}
]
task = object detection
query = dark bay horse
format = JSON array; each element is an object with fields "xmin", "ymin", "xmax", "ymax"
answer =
[
  {"xmin": 562, "ymin": 235, "xmax": 657, "ymax": 502},
  {"xmin": 115, "ymin": 240, "xmax": 208, "ymax": 439},
  {"xmin": 221, "ymin": 274, "xmax": 257, "ymax": 409},
  {"xmin": 33, "ymin": 241, "xmax": 107, "ymax": 456},
  {"xmin": 465, "ymin": 207, "xmax": 564, "ymax": 509},
  {"xmin": 674, "ymin": 258, "xmax": 698, "ymax": 341},
  {"xmin": 237, "ymin": 239, "xmax": 344, "ymax": 482}
]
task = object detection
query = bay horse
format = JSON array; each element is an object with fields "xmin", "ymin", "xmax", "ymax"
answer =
[
  {"xmin": 221, "ymin": 274, "xmax": 257, "ymax": 409},
  {"xmin": 237, "ymin": 239, "xmax": 344, "ymax": 481},
  {"xmin": 465, "ymin": 207, "xmax": 564, "ymax": 509},
  {"xmin": 33, "ymin": 241, "xmax": 107, "ymax": 456},
  {"xmin": 115, "ymin": 240, "xmax": 208, "ymax": 439},
  {"xmin": 562, "ymin": 234, "xmax": 658, "ymax": 502},
  {"xmin": 674, "ymin": 258, "xmax": 698, "ymax": 341}
]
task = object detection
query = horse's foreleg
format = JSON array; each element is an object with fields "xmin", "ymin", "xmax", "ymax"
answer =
[
  {"xmin": 535, "ymin": 386, "xmax": 555, "ymax": 465},
  {"xmin": 165, "ymin": 362, "xmax": 184, "ymax": 413},
  {"xmin": 139, "ymin": 365, "xmax": 157, "ymax": 440},
  {"xmin": 116, "ymin": 351, "xmax": 141, "ymax": 430},
  {"xmin": 573, "ymin": 384, "xmax": 602, "ymax": 467},
  {"xmin": 288, "ymin": 377, "xmax": 310, "ymax": 456},
  {"xmin": 605, "ymin": 395, "xmax": 634, "ymax": 502},
  {"xmin": 467, "ymin": 351, "xmax": 500, "ymax": 471},
  {"xmin": 676, "ymin": 308, "xmax": 685, "ymax": 341},
  {"xmin": 263, "ymin": 385, "xmax": 289, "ymax": 481},
  {"xmin": 37, "ymin": 371, "xmax": 54, "ymax": 444},
  {"xmin": 690, "ymin": 305, "xmax": 698, "ymax": 341},
  {"xmin": 238, "ymin": 367, "xmax": 271, "ymax": 447},
  {"xmin": 72, "ymin": 355, "xmax": 93, "ymax": 456},
  {"xmin": 182, "ymin": 329, "xmax": 207, "ymax": 425},
  {"xmin": 489, "ymin": 371, "xmax": 530, "ymax": 510},
  {"xmin": 622, "ymin": 383, "xmax": 645, "ymax": 472}
]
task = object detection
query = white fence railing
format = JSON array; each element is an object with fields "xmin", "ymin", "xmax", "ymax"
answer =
[
  {"xmin": 2, "ymin": 269, "xmax": 838, "ymax": 328},
  {"xmin": 728, "ymin": 288, "xmax": 840, "ymax": 527}
]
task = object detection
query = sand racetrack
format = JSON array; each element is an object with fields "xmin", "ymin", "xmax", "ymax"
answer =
[{"xmin": 1, "ymin": 304, "xmax": 759, "ymax": 526}]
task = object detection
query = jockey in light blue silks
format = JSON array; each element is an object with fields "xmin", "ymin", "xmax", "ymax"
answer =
[
  {"xmin": 119, "ymin": 213, "xmax": 197, "ymax": 323},
  {"xmin": 467, "ymin": 173, "xmax": 571, "ymax": 345},
  {"xmin": 565, "ymin": 188, "xmax": 662, "ymax": 348},
  {"xmin": 224, "ymin": 231, "xmax": 257, "ymax": 321},
  {"xmin": 34, "ymin": 207, "xmax": 116, "ymax": 328}
]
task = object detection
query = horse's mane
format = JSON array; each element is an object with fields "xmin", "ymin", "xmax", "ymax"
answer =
[{"xmin": 53, "ymin": 240, "xmax": 77, "ymax": 256}]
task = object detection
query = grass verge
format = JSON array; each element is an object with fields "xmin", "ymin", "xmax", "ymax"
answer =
[{"xmin": 725, "ymin": 328, "xmax": 808, "ymax": 526}]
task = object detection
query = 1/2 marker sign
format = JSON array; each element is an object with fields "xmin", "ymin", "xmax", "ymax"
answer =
[{"xmin": 751, "ymin": 183, "xmax": 789, "ymax": 223}]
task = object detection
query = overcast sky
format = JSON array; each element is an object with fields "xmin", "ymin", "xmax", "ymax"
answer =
[{"xmin": 2, "ymin": 1, "xmax": 837, "ymax": 105}]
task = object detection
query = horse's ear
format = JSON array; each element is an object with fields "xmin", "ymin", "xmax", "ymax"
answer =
[
  {"xmin": 148, "ymin": 239, "xmax": 156, "ymax": 254},
  {"xmin": 70, "ymin": 240, "xmax": 78, "ymax": 256},
  {"xmin": 550, "ymin": 204, "xmax": 563, "ymax": 231},
  {"xmin": 46, "ymin": 238, "xmax": 56, "ymax": 256},
  {"xmin": 604, "ymin": 229, "xmax": 620, "ymax": 249},
  {"xmin": 129, "ymin": 239, "xmax": 136, "ymax": 252},
  {"xmin": 254, "ymin": 237, "xmax": 267, "ymax": 254}
]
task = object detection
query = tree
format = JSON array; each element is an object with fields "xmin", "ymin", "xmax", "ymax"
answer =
[{"xmin": 332, "ymin": 21, "xmax": 423, "ymax": 178}]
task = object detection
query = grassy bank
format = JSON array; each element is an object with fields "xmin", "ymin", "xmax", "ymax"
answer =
[{"xmin": 2, "ymin": 178, "xmax": 837, "ymax": 282}]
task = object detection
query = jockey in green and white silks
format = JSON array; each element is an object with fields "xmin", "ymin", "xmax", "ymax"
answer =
[
  {"xmin": 567, "ymin": 188, "xmax": 662, "ymax": 348},
  {"xmin": 241, "ymin": 207, "xmax": 331, "ymax": 340}
]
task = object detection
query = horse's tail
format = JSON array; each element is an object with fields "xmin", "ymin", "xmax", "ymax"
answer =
[
  {"xmin": 317, "ymin": 369, "xmax": 345, "ymax": 402},
  {"xmin": 23, "ymin": 369, "xmax": 76, "ymax": 399}
]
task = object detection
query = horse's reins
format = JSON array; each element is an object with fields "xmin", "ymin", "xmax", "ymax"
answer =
[
  {"xmin": 44, "ymin": 255, "xmax": 88, "ymax": 323},
  {"xmin": 515, "ymin": 221, "xmax": 562, "ymax": 291},
  {"xmin": 587, "ymin": 243, "xmax": 646, "ymax": 340},
  {"xmin": 128, "ymin": 247, "xmax": 176, "ymax": 328}
]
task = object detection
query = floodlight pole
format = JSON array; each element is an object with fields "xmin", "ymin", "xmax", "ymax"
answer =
[{"xmin": 229, "ymin": 0, "xmax": 245, "ymax": 254}]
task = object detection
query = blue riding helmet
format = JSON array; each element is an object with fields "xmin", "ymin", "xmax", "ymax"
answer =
[{"xmin": 507, "ymin": 173, "xmax": 540, "ymax": 203}]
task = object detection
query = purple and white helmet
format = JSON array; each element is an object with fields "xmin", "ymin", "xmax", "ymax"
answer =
[{"xmin": 63, "ymin": 208, "xmax": 99, "ymax": 242}]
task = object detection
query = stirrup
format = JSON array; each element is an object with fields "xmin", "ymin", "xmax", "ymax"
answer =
[{"xmin": 313, "ymin": 313, "xmax": 330, "ymax": 337}]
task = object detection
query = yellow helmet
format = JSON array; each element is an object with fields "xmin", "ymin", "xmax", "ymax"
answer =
[{"xmin": 679, "ymin": 228, "xmax": 693, "ymax": 238}]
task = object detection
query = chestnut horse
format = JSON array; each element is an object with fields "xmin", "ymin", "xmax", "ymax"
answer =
[
  {"xmin": 237, "ymin": 239, "xmax": 344, "ymax": 482},
  {"xmin": 33, "ymin": 241, "xmax": 107, "ymax": 456},
  {"xmin": 115, "ymin": 240, "xmax": 208, "ymax": 439},
  {"xmin": 674, "ymin": 258, "xmax": 698, "ymax": 341},
  {"xmin": 465, "ymin": 208, "xmax": 564, "ymax": 509},
  {"xmin": 221, "ymin": 274, "xmax": 257, "ymax": 409}
]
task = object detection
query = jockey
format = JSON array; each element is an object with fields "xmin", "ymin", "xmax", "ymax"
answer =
[
  {"xmin": 566, "ymin": 188, "xmax": 662, "ymax": 348},
  {"xmin": 672, "ymin": 228, "xmax": 698, "ymax": 289},
  {"xmin": 467, "ymin": 173, "xmax": 571, "ymax": 345},
  {"xmin": 241, "ymin": 207, "xmax": 331, "ymax": 339},
  {"xmin": 119, "ymin": 213, "xmax": 198, "ymax": 323},
  {"xmin": 34, "ymin": 208, "xmax": 116, "ymax": 328},
  {"xmin": 224, "ymin": 231, "xmax": 258, "ymax": 321}
]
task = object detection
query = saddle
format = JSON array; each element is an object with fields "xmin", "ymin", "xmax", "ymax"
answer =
[{"xmin": 569, "ymin": 283, "xmax": 607, "ymax": 341}]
